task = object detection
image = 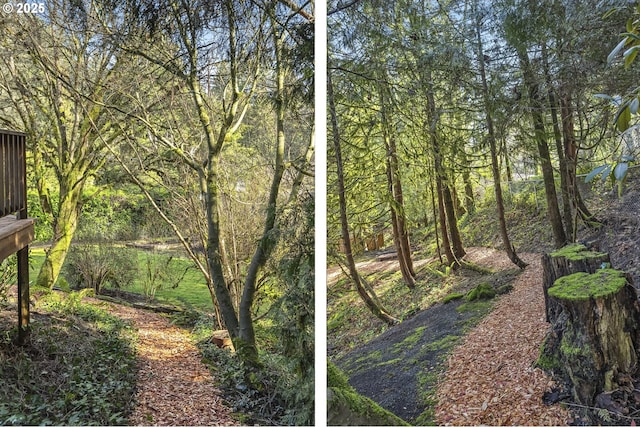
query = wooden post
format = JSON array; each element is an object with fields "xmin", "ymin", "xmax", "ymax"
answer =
[
  {"xmin": 17, "ymin": 245, "xmax": 29, "ymax": 342},
  {"xmin": 17, "ymin": 132, "xmax": 29, "ymax": 343}
]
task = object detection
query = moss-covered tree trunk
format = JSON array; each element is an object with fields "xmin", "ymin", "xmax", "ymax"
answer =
[
  {"xmin": 35, "ymin": 182, "xmax": 83, "ymax": 289},
  {"xmin": 541, "ymin": 244, "xmax": 610, "ymax": 323},
  {"xmin": 541, "ymin": 268, "xmax": 640, "ymax": 405}
]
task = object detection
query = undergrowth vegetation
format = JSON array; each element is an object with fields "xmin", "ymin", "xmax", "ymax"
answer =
[
  {"xmin": 197, "ymin": 341, "xmax": 303, "ymax": 426},
  {"xmin": 171, "ymin": 197, "xmax": 315, "ymax": 426},
  {"xmin": 0, "ymin": 290, "xmax": 137, "ymax": 425},
  {"xmin": 459, "ymin": 181, "xmax": 553, "ymax": 253},
  {"xmin": 191, "ymin": 312, "xmax": 313, "ymax": 426}
]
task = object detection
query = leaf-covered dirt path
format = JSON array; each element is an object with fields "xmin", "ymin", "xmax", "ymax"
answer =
[
  {"xmin": 93, "ymin": 300, "xmax": 237, "ymax": 426},
  {"xmin": 333, "ymin": 249, "xmax": 572, "ymax": 425},
  {"xmin": 435, "ymin": 252, "xmax": 571, "ymax": 425}
]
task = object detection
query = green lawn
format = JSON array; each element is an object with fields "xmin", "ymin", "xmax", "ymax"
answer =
[{"xmin": 29, "ymin": 246, "xmax": 215, "ymax": 312}]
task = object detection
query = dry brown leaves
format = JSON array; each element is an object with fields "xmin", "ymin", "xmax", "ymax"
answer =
[
  {"xmin": 435, "ymin": 252, "xmax": 572, "ymax": 426},
  {"xmin": 96, "ymin": 302, "xmax": 238, "ymax": 426}
]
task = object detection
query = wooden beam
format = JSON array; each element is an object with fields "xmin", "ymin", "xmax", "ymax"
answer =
[{"xmin": 0, "ymin": 216, "xmax": 35, "ymax": 263}]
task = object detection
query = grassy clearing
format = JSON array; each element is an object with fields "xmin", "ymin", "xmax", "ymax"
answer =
[
  {"xmin": 125, "ymin": 251, "xmax": 212, "ymax": 310},
  {"xmin": 30, "ymin": 246, "xmax": 214, "ymax": 312},
  {"xmin": 0, "ymin": 290, "xmax": 137, "ymax": 425}
]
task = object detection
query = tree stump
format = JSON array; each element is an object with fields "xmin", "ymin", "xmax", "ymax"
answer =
[
  {"xmin": 540, "ymin": 268, "xmax": 640, "ymax": 405},
  {"xmin": 541, "ymin": 244, "xmax": 610, "ymax": 323}
]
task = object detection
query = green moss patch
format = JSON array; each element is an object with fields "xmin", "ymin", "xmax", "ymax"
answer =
[
  {"xmin": 423, "ymin": 334, "xmax": 460, "ymax": 352},
  {"xmin": 328, "ymin": 362, "xmax": 409, "ymax": 426},
  {"xmin": 352, "ymin": 350, "xmax": 383, "ymax": 366},
  {"xmin": 548, "ymin": 269, "xmax": 628, "ymax": 301},
  {"xmin": 465, "ymin": 283, "xmax": 496, "ymax": 301},
  {"xmin": 328, "ymin": 361, "xmax": 351, "ymax": 389},
  {"xmin": 442, "ymin": 293, "xmax": 464, "ymax": 304},
  {"xmin": 560, "ymin": 332, "xmax": 589, "ymax": 357},
  {"xmin": 550, "ymin": 243, "xmax": 607, "ymax": 261},
  {"xmin": 456, "ymin": 300, "xmax": 494, "ymax": 315},
  {"xmin": 391, "ymin": 327, "xmax": 427, "ymax": 355},
  {"xmin": 536, "ymin": 351, "xmax": 561, "ymax": 371},
  {"xmin": 414, "ymin": 370, "xmax": 439, "ymax": 426}
]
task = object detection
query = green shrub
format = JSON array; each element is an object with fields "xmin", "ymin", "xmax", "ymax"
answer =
[
  {"xmin": 63, "ymin": 245, "xmax": 137, "ymax": 294},
  {"xmin": 198, "ymin": 339, "xmax": 312, "ymax": 426}
]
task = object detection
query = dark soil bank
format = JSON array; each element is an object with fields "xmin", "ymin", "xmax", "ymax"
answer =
[{"xmin": 336, "ymin": 299, "xmax": 488, "ymax": 423}]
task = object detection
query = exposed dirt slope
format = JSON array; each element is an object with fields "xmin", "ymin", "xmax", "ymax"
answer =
[
  {"xmin": 333, "ymin": 248, "xmax": 534, "ymax": 424},
  {"xmin": 336, "ymin": 298, "xmax": 482, "ymax": 423}
]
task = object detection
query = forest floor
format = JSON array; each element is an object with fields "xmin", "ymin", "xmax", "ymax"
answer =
[
  {"xmin": 333, "ymin": 249, "xmax": 570, "ymax": 425},
  {"xmin": 434, "ymin": 252, "xmax": 572, "ymax": 425},
  {"xmin": 330, "ymin": 170, "xmax": 640, "ymax": 425},
  {"xmin": 90, "ymin": 298, "xmax": 238, "ymax": 426}
]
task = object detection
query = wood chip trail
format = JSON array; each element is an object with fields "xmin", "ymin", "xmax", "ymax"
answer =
[
  {"xmin": 435, "ymin": 253, "xmax": 572, "ymax": 425},
  {"xmin": 100, "ymin": 303, "xmax": 237, "ymax": 426}
]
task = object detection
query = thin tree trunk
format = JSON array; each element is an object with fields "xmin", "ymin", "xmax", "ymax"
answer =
[
  {"xmin": 379, "ymin": 78, "xmax": 416, "ymax": 288},
  {"xmin": 429, "ymin": 168, "xmax": 444, "ymax": 264},
  {"xmin": 501, "ymin": 136, "xmax": 513, "ymax": 182},
  {"xmin": 517, "ymin": 49, "xmax": 567, "ymax": 248},
  {"xmin": 542, "ymin": 43, "xmax": 574, "ymax": 238},
  {"xmin": 559, "ymin": 88, "xmax": 598, "ymax": 229},
  {"xmin": 461, "ymin": 150, "xmax": 475, "ymax": 215},
  {"xmin": 328, "ymin": 62, "xmax": 398, "ymax": 326},
  {"xmin": 442, "ymin": 181, "xmax": 465, "ymax": 260},
  {"xmin": 436, "ymin": 176, "xmax": 455, "ymax": 266},
  {"xmin": 239, "ymin": 12, "xmax": 289, "ymax": 366},
  {"xmin": 425, "ymin": 69, "xmax": 457, "ymax": 267},
  {"xmin": 475, "ymin": 18, "xmax": 527, "ymax": 269}
]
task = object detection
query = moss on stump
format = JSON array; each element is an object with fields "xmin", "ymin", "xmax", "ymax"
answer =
[
  {"xmin": 549, "ymin": 269, "xmax": 628, "ymax": 301},
  {"xmin": 542, "ymin": 244, "xmax": 611, "ymax": 323},
  {"xmin": 549, "ymin": 243, "xmax": 607, "ymax": 261},
  {"xmin": 541, "ymin": 266, "xmax": 640, "ymax": 405}
]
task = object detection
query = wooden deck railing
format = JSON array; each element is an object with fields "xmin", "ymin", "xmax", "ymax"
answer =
[{"xmin": 0, "ymin": 129, "xmax": 34, "ymax": 341}]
